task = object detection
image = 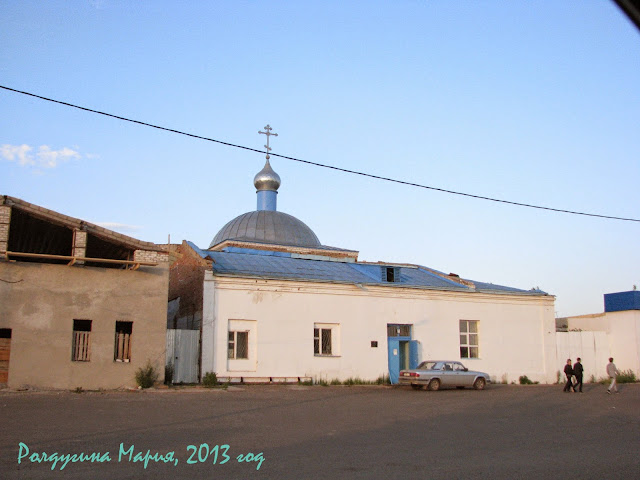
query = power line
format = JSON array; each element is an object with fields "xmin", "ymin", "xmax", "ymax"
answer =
[{"xmin": 2, "ymin": 84, "xmax": 639, "ymax": 223}]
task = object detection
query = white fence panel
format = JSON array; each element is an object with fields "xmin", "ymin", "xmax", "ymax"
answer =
[
  {"xmin": 166, "ymin": 329, "xmax": 200, "ymax": 384},
  {"xmin": 555, "ymin": 331, "xmax": 610, "ymax": 381}
]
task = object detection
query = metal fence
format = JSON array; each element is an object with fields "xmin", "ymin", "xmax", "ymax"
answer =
[{"xmin": 166, "ymin": 329, "xmax": 199, "ymax": 383}]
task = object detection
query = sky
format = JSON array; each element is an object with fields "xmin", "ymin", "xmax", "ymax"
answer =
[{"xmin": 1, "ymin": 1, "xmax": 638, "ymax": 318}]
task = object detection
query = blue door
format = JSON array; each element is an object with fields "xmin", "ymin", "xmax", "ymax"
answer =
[
  {"xmin": 388, "ymin": 338, "xmax": 420, "ymax": 384},
  {"xmin": 388, "ymin": 338, "xmax": 400, "ymax": 384},
  {"xmin": 409, "ymin": 340, "xmax": 419, "ymax": 369}
]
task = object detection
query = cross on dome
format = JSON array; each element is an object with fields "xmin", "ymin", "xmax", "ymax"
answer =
[{"xmin": 258, "ymin": 124, "xmax": 278, "ymax": 159}]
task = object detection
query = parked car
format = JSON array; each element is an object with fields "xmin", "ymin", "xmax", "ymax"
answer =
[{"xmin": 398, "ymin": 360, "xmax": 490, "ymax": 391}]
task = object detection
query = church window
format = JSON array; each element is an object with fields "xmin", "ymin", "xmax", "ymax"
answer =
[
  {"xmin": 387, "ymin": 324, "xmax": 411, "ymax": 337},
  {"xmin": 459, "ymin": 320, "xmax": 479, "ymax": 358},
  {"xmin": 228, "ymin": 331, "xmax": 249, "ymax": 359},
  {"xmin": 314, "ymin": 323, "xmax": 340, "ymax": 356},
  {"xmin": 314, "ymin": 328, "xmax": 331, "ymax": 355}
]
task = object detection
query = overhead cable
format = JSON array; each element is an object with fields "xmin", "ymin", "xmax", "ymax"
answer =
[{"xmin": 1, "ymin": 84, "xmax": 638, "ymax": 223}]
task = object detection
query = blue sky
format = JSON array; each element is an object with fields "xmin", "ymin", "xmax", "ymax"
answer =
[{"xmin": 1, "ymin": 1, "xmax": 638, "ymax": 317}]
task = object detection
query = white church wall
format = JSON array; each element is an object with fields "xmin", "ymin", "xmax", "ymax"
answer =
[{"xmin": 201, "ymin": 275, "xmax": 557, "ymax": 383}]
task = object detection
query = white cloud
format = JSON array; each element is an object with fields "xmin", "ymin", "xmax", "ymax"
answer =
[
  {"xmin": 1, "ymin": 144, "xmax": 84, "ymax": 169},
  {"xmin": 0, "ymin": 144, "xmax": 34, "ymax": 166},
  {"xmin": 36, "ymin": 145, "xmax": 81, "ymax": 168}
]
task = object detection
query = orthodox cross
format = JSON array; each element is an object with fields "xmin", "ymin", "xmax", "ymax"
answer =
[{"xmin": 258, "ymin": 124, "xmax": 278, "ymax": 159}]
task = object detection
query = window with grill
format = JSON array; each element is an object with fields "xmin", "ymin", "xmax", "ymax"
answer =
[
  {"xmin": 72, "ymin": 319, "xmax": 92, "ymax": 362},
  {"xmin": 387, "ymin": 324, "xmax": 411, "ymax": 337},
  {"xmin": 228, "ymin": 331, "xmax": 249, "ymax": 359},
  {"xmin": 114, "ymin": 321, "xmax": 133, "ymax": 362},
  {"xmin": 314, "ymin": 327, "xmax": 332, "ymax": 355},
  {"xmin": 459, "ymin": 320, "xmax": 479, "ymax": 358}
]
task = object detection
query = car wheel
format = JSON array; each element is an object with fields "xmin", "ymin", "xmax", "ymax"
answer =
[
  {"xmin": 473, "ymin": 378, "xmax": 486, "ymax": 390},
  {"xmin": 411, "ymin": 384, "xmax": 422, "ymax": 390},
  {"xmin": 428, "ymin": 379, "xmax": 440, "ymax": 391}
]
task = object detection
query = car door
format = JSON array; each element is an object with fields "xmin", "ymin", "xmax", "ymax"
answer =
[
  {"xmin": 453, "ymin": 362, "xmax": 474, "ymax": 386},
  {"xmin": 440, "ymin": 362, "xmax": 456, "ymax": 386}
]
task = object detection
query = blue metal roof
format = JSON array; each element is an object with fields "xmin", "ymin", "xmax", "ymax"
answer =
[{"xmin": 187, "ymin": 242, "xmax": 546, "ymax": 295}]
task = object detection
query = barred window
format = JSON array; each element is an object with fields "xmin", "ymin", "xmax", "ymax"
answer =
[
  {"xmin": 387, "ymin": 324, "xmax": 411, "ymax": 337},
  {"xmin": 314, "ymin": 328, "xmax": 332, "ymax": 355},
  {"xmin": 72, "ymin": 319, "xmax": 92, "ymax": 362},
  {"xmin": 228, "ymin": 331, "xmax": 249, "ymax": 359},
  {"xmin": 313, "ymin": 323, "xmax": 340, "ymax": 356},
  {"xmin": 460, "ymin": 320, "xmax": 479, "ymax": 359}
]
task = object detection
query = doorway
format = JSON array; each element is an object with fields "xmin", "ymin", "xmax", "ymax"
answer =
[
  {"xmin": 387, "ymin": 324, "xmax": 418, "ymax": 384},
  {"xmin": 0, "ymin": 329, "xmax": 11, "ymax": 385}
]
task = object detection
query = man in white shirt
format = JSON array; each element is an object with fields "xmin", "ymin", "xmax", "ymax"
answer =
[{"xmin": 606, "ymin": 357, "xmax": 620, "ymax": 394}]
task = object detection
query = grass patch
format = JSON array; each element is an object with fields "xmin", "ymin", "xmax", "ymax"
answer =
[
  {"xmin": 135, "ymin": 360, "xmax": 159, "ymax": 389},
  {"xmin": 618, "ymin": 369, "xmax": 637, "ymax": 383},
  {"xmin": 518, "ymin": 375, "xmax": 539, "ymax": 385},
  {"xmin": 202, "ymin": 372, "xmax": 218, "ymax": 388}
]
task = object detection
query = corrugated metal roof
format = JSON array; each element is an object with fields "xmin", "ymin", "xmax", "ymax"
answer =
[{"xmin": 187, "ymin": 242, "xmax": 546, "ymax": 296}]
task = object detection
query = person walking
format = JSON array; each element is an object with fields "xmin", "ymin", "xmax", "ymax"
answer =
[
  {"xmin": 563, "ymin": 359, "xmax": 575, "ymax": 392},
  {"xmin": 606, "ymin": 357, "xmax": 620, "ymax": 394},
  {"xmin": 573, "ymin": 358, "xmax": 584, "ymax": 393}
]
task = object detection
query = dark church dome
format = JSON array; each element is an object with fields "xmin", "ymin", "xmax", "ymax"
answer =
[{"xmin": 209, "ymin": 210, "xmax": 321, "ymax": 248}]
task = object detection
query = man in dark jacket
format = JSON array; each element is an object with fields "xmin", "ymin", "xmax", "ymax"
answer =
[
  {"xmin": 573, "ymin": 358, "xmax": 584, "ymax": 393},
  {"xmin": 563, "ymin": 359, "xmax": 575, "ymax": 392}
]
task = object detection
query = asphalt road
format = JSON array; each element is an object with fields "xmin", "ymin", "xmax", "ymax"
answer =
[{"xmin": 1, "ymin": 383, "xmax": 638, "ymax": 480}]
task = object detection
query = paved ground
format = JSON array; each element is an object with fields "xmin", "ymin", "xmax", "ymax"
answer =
[{"xmin": 1, "ymin": 383, "xmax": 638, "ymax": 480}]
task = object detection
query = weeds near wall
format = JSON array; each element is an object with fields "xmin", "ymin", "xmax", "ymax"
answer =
[
  {"xmin": 135, "ymin": 360, "xmax": 159, "ymax": 389},
  {"xmin": 318, "ymin": 376, "xmax": 391, "ymax": 386},
  {"xmin": 617, "ymin": 369, "xmax": 637, "ymax": 383},
  {"xmin": 202, "ymin": 372, "xmax": 218, "ymax": 387},
  {"xmin": 164, "ymin": 364, "xmax": 174, "ymax": 385},
  {"xmin": 592, "ymin": 370, "xmax": 637, "ymax": 385},
  {"xmin": 518, "ymin": 375, "xmax": 539, "ymax": 385}
]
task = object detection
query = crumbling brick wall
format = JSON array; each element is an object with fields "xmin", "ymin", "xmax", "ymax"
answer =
[{"xmin": 167, "ymin": 241, "xmax": 211, "ymax": 330}]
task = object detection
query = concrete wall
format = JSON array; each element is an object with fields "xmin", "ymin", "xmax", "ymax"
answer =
[
  {"xmin": 556, "ymin": 331, "xmax": 610, "ymax": 381},
  {"xmin": 564, "ymin": 310, "xmax": 640, "ymax": 378},
  {"xmin": 0, "ymin": 261, "xmax": 168, "ymax": 390},
  {"xmin": 201, "ymin": 273, "xmax": 557, "ymax": 384}
]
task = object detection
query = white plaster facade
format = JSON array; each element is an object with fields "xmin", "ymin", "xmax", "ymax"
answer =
[
  {"xmin": 201, "ymin": 272, "xmax": 557, "ymax": 384},
  {"xmin": 561, "ymin": 310, "xmax": 640, "ymax": 378}
]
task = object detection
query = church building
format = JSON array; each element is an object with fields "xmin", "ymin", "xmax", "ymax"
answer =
[{"xmin": 171, "ymin": 128, "xmax": 557, "ymax": 385}]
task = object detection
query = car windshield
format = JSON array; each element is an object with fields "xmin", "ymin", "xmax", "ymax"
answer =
[{"xmin": 417, "ymin": 361, "xmax": 438, "ymax": 370}]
